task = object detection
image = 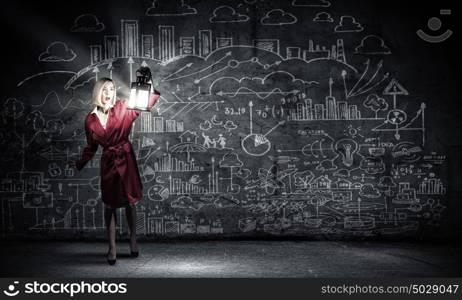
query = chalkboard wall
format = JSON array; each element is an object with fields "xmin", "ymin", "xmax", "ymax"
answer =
[{"xmin": 1, "ymin": 0, "xmax": 461, "ymax": 240}]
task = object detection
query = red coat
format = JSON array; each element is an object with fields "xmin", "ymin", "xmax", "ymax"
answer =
[{"xmin": 76, "ymin": 91, "xmax": 160, "ymax": 207}]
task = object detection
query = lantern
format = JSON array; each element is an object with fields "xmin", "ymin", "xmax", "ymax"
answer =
[{"xmin": 128, "ymin": 67, "xmax": 152, "ymax": 111}]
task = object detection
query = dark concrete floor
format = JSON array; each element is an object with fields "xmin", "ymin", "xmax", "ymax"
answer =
[{"xmin": 1, "ymin": 241, "xmax": 461, "ymax": 277}]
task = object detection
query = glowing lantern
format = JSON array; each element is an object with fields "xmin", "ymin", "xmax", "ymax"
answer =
[{"xmin": 128, "ymin": 67, "xmax": 152, "ymax": 111}]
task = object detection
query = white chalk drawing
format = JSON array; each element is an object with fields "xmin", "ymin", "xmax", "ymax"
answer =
[
  {"xmin": 159, "ymin": 25, "xmax": 175, "ymax": 61},
  {"xmin": 210, "ymin": 71, "xmax": 318, "ymax": 99},
  {"xmin": 313, "ymin": 12, "xmax": 334, "ymax": 22},
  {"xmin": 277, "ymin": 130, "xmax": 335, "ymax": 159},
  {"xmin": 199, "ymin": 115, "xmax": 237, "ymax": 132},
  {"xmin": 169, "ymin": 130, "xmax": 208, "ymax": 161},
  {"xmin": 355, "ymin": 35, "xmax": 391, "ymax": 55},
  {"xmin": 383, "ymin": 78, "xmax": 409, "ymax": 109},
  {"xmin": 201, "ymin": 132, "xmax": 232, "ymax": 150},
  {"xmin": 209, "ymin": 6, "xmax": 250, "ymax": 23},
  {"xmin": 344, "ymin": 125, "xmax": 364, "ymax": 139},
  {"xmin": 244, "ymin": 165, "xmax": 296, "ymax": 195},
  {"xmin": 241, "ymin": 101, "xmax": 285, "ymax": 156},
  {"xmin": 150, "ymin": 152, "xmax": 205, "ymax": 172},
  {"xmin": 146, "ymin": 0, "xmax": 197, "ymax": 16},
  {"xmin": 334, "ymin": 139, "xmax": 359, "ymax": 167},
  {"xmin": 347, "ymin": 59, "xmax": 389, "ymax": 97},
  {"xmin": 216, "ymin": 37, "xmax": 233, "ymax": 49},
  {"xmin": 292, "ymin": 0, "xmax": 331, "ymax": 7},
  {"xmin": 373, "ymin": 103, "xmax": 426, "ymax": 144},
  {"xmin": 147, "ymin": 185, "xmax": 169, "ymax": 201},
  {"xmin": 391, "ymin": 142, "xmax": 422, "ymax": 163},
  {"xmin": 39, "ymin": 42, "xmax": 76, "ymax": 62},
  {"xmin": 253, "ymin": 39, "xmax": 280, "ymax": 55},
  {"xmin": 17, "ymin": 71, "xmax": 76, "ymax": 87},
  {"xmin": 363, "ymin": 94, "xmax": 388, "ymax": 118},
  {"xmin": 139, "ymin": 114, "xmax": 184, "ymax": 133},
  {"xmin": 219, "ymin": 153, "xmax": 244, "ymax": 193},
  {"xmin": 335, "ymin": 16, "xmax": 363, "ymax": 33},
  {"xmin": 283, "ymin": 79, "xmax": 378, "ymax": 121},
  {"xmin": 31, "ymin": 91, "xmax": 83, "ymax": 116},
  {"xmin": 71, "ymin": 14, "xmax": 105, "ymax": 32},
  {"xmin": 168, "ymin": 157, "xmax": 219, "ymax": 195},
  {"xmin": 261, "ymin": 9, "xmax": 297, "ymax": 25}
]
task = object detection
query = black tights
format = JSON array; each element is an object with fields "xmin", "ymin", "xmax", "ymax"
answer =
[{"xmin": 104, "ymin": 203, "xmax": 137, "ymax": 255}]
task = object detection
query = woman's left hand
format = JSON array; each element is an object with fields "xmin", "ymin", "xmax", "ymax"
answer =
[{"xmin": 148, "ymin": 80, "xmax": 157, "ymax": 93}]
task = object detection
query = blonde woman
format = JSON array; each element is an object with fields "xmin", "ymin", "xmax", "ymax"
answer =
[{"xmin": 73, "ymin": 76, "xmax": 160, "ymax": 265}]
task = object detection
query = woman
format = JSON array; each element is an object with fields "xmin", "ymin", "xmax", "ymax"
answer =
[{"xmin": 73, "ymin": 75, "xmax": 160, "ymax": 265}]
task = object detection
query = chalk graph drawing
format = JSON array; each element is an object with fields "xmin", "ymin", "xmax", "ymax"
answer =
[
  {"xmin": 241, "ymin": 101, "xmax": 285, "ymax": 157},
  {"xmin": 373, "ymin": 102, "xmax": 426, "ymax": 144},
  {"xmin": 1, "ymin": 0, "xmax": 449, "ymax": 239}
]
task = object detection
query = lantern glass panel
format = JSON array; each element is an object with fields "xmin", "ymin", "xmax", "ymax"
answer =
[
  {"xmin": 128, "ymin": 88, "xmax": 138, "ymax": 108},
  {"xmin": 128, "ymin": 82, "xmax": 151, "ymax": 110}
]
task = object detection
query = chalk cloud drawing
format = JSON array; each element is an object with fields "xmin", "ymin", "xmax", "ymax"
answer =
[
  {"xmin": 355, "ymin": 35, "xmax": 391, "ymax": 55},
  {"xmin": 210, "ymin": 6, "xmax": 250, "ymax": 23},
  {"xmin": 313, "ymin": 12, "xmax": 334, "ymax": 22},
  {"xmin": 146, "ymin": 0, "xmax": 197, "ymax": 16},
  {"xmin": 39, "ymin": 42, "xmax": 76, "ymax": 62},
  {"xmin": 71, "ymin": 14, "xmax": 105, "ymax": 32},
  {"xmin": 292, "ymin": 0, "xmax": 331, "ymax": 7},
  {"xmin": 335, "ymin": 16, "xmax": 363, "ymax": 33},
  {"xmin": 261, "ymin": 9, "xmax": 297, "ymax": 25}
]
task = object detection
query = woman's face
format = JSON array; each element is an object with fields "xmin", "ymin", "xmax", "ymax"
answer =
[{"xmin": 101, "ymin": 82, "xmax": 115, "ymax": 104}]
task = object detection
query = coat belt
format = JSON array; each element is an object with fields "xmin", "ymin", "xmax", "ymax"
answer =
[{"xmin": 102, "ymin": 140, "xmax": 131, "ymax": 164}]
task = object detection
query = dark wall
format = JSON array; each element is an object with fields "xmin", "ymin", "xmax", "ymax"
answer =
[{"xmin": 1, "ymin": 0, "xmax": 460, "ymax": 240}]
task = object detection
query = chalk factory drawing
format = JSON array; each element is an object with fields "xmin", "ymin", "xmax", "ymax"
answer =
[{"xmin": 0, "ymin": 0, "xmax": 448, "ymax": 239}]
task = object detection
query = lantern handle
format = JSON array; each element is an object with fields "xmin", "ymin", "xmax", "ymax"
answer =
[{"xmin": 135, "ymin": 67, "xmax": 152, "ymax": 83}]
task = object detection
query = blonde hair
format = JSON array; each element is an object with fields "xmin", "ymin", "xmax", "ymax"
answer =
[{"xmin": 92, "ymin": 77, "xmax": 116, "ymax": 110}]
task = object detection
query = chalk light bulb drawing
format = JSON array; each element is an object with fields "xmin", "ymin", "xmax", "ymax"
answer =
[
  {"xmin": 128, "ymin": 67, "xmax": 152, "ymax": 111},
  {"xmin": 335, "ymin": 138, "xmax": 358, "ymax": 167}
]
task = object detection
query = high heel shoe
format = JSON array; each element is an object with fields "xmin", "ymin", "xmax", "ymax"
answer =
[
  {"xmin": 129, "ymin": 239, "xmax": 139, "ymax": 258},
  {"xmin": 107, "ymin": 251, "xmax": 116, "ymax": 265}
]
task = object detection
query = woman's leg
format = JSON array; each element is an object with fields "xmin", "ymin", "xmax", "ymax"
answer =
[
  {"xmin": 104, "ymin": 207, "xmax": 117, "ymax": 260},
  {"xmin": 125, "ymin": 203, "xmax": 138, "ymax": 253}
]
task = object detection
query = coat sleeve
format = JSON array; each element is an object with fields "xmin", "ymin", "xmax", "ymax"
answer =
[{"xmin": 75, "ymin": 117, "xmax": 99, "ymax": 170}]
